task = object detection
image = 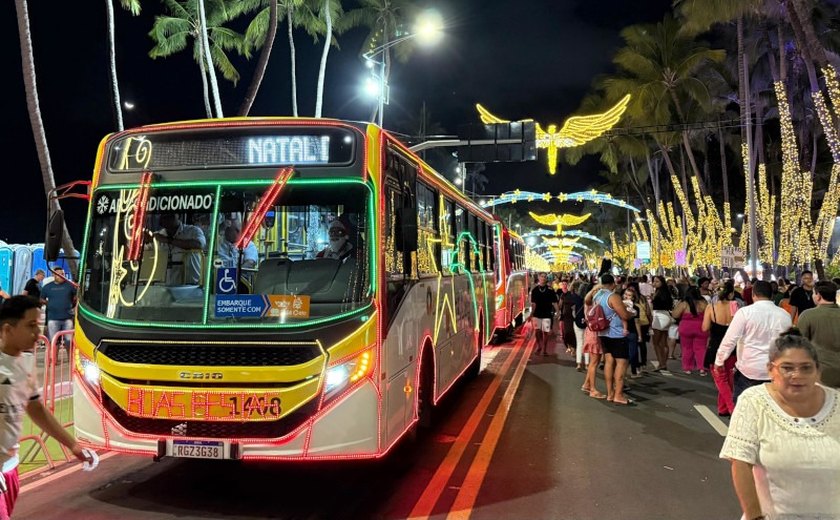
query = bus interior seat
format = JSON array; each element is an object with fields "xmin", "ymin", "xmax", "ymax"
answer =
[{"xmin": 254, "ymin": 257, "xmax": 356, "ymax": 302}]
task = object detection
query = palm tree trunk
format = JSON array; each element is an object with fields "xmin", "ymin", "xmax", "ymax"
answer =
[
  {"xmin": 197, "ymin": 38, "xmax": 213, "ymax": 118},
  {"xmin": 718, "ymin": 125, "xmax": 730, "ymax": 205},
  {"xmin": 314, "ymin": 0, "xmax": 332, "ymax": 118},
  {"xmin": 288, "ymin": 6, "xmax": 298, "ymax": 117},
  {"xmin": 15, "ymin": 0, "xmax": 77, "ymax": 272},
  {"xmin": 239, "ymin": 0, "xmax": 278, "ymax": 116},
  {"xmin": 737, "ymin": 17, "xmax": 747, "ymax": 143},
  {"xmin": 106, "ymin": 0, "xmax": 124, "ymax": 131},
  {"xmin": 789, "ymin": 0, "xmax": 829, "ymax": 68},
  {"xmin": 645, "ymin": 146, "xmax": 661, "ymax": 205},
  {"xmin": 668, "ymin": 88, "xmax": 709, "ymax": 196},
  {"xmin": 198, "ymin": 0, "xmax": 223, "ymax": 117},
  {"xmin": 784, "ymin": 1, "xmax": 820, "ymax": 92}
]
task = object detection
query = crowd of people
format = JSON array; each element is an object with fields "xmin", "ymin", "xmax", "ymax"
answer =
[{"xmin": 531, "ymin": 269, "xmax": 840, "ymax": 518}]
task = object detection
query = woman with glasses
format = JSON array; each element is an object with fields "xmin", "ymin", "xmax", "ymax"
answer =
[{"xmin": 720, "ymin": 330, "xmax": 840, "ymax": 519}]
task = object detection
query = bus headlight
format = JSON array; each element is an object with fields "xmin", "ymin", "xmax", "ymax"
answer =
[
  {"xmin": 75, "ymin": 350, "xmax": 101, "ymax": 388},
  {"xmin": 324, "ymin": 350, "xmax": 373, "ymax": 396}
]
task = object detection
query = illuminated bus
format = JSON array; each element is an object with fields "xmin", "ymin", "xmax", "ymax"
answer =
[
  {"xmin": 492, "ymin": 229, "xmax": 529, "ymax": 342},
  {"xmin": 53, "ymin": 118, "xmax": 503, "ymax": 461}
]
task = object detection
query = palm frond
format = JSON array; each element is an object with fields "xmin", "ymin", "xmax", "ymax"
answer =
[
  {"xmin": 161, "ymin": 0, "xmax": 192, "ymax": 20},
  {"xmin": 118, "ymin": 0, "xmax": 142, "ymax": 16},
  {"xmin": 211, "ymin": 46, "xmax": 241, "ymax": 84},
  {"xmin": 148, "ymin": 16, "xmax": 192, "ymax": 58},
  {"xmin": 244, "ymin": 6, "xmax": 270, "ymax": 47}
]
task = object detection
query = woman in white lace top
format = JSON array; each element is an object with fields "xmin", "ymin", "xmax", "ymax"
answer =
[{"xmin": 720, "ymin": 329, "xmax": 840, "ymax": 519}]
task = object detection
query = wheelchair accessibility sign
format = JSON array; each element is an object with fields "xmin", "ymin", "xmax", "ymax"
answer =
[{"xmin": 216, "ymin": 267, "xmax": 238, "ymax": 295}]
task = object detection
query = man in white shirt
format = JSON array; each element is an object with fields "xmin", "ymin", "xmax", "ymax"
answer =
[
  {"xmin": 0, "ymin": 296, "xmax": 95, "ymax": 518},
  {"xmin": 152, "ymin": 214, "xmax": 206, "ymax": 285},
  {"xmin": 638, "ymin": 275, "xmax": 653, "ymax": 300},
  {"xmin": 714, "ymin": 280, "xmax": 792, "ymax": 403},
  {"xmin": 216, "ymin": 221, "xmax": 259, "ymax": 269}
]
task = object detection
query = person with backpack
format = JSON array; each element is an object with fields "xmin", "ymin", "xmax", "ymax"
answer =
[
  {"xmin": 584, "ymin": 274, "xmax": 636, "ymax": 405},
  {"xmin": 572, "ymin": 281, "xmax": 591, "ymax": 372}
]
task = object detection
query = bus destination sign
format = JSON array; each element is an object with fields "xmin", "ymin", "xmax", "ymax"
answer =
[{"xmin": 108, "ymin": 127, "xmax": 355, "ymax": 172}]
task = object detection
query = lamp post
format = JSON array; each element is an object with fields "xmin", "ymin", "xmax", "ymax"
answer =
[{"xmin": 362, "ymin": 10, "xmax": 443, "ymax": 127}]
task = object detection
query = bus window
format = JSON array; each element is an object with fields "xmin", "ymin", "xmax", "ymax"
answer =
[
  {"xmin": 442, "ymin": 198, "xmax": 455, "ymax": 271},
  {"xmin": 81, "ymin": 184, "xmax": 371, "ymax": 325},
  {"xmin": 416, "ymin": 182, "xmax": 439, "ymax": 275},
  {"xmin": 480, "ymin": 222, "xmax": 488, "ymax": 272},
  {"xmin": 468, "ymin": 213, "xmax": 478, "ymax": 272},
  {"xmin": 385, "ymin": 186, "xmax": 404, "ymax": 277},
  {"xmin": 455, "ymin": 206, "xmax": 467, "ymax": 269}
]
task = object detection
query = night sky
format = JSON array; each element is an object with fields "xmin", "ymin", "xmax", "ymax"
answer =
[{"xmin": 5, "ymin": 0, "xmax": 672, "ymax": 245}]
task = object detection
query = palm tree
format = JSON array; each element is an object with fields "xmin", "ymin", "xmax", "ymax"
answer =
[
  {"xmin": 15, "ymin": 0, "xmax": 77, "ymax": 269},
  {"xmin": 238, "ymin": 0, "xmax": 280, "ymax": 116},
  {"xmin": 338, "ymin": 0, "xmax": 418, "ymax": 123},
  {"xmin": 149, "ymin": 0, "xmax": 250, "ymax": 118},
  {"xmin": 197, "ymin": 0, "xmax": 223, "ymax": 117},
  {"xmin": 605, "ymin": 16, "xmax": 726, "ymax": 198},
  {"xmin": 314, "ymin": 0, "xmax": 343, "ymax": 117},
  {"xmin": 241, "ymin": 0, "xmax": 322, "ymax": 116},
  {"xmin": 107, "ymin": 0, "xmax": 141, "ymax": 131}
]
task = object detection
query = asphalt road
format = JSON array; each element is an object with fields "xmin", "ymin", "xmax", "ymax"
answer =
[{"xmin": 15, "ymin": 331, "xmax": 741, "ymax": 520}]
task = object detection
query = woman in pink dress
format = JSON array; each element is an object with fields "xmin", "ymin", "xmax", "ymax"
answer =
[
  {"xmin": 671, "ymin": 286, "xmax": 709, "ymax": 375},
  {"xmin": 581, "ymin": 299, "xmax": 606, "ymax": 399}
]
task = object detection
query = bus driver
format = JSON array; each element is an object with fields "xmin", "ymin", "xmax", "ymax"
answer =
[{"xmin": 151, "ymin": 214, "xmax": 206, "ymax": 285}]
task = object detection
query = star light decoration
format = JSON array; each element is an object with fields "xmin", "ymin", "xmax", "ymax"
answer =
[
  {"xmin": 480, "ymin": 190, "xmax": 640, "ymax": 212},
  {"xmin": 522, "ymin": 228, "xmax": 605, "ymax": 244},
  {"xmin": 475, "ymin": 95, "xmax": 631, "ymax": 174}
]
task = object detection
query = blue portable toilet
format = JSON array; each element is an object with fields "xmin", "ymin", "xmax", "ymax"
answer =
[
  {"xmin": 0, "ymin": 244, "xmax": 13, "ymax": 295},
  {"xmin": 11, "ymin": 245, "xmax": 33, "ymax": 294},
  {"xmin": 31, "ymin": 245, "xmax": 48, "ymax": 279}
]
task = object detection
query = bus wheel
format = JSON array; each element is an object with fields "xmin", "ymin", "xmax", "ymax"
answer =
[{"xmin": 417, "ymin": 347, "xmax": 435, "ymax": 429}]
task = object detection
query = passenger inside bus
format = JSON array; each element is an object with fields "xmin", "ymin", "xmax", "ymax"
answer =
[
  {"xmin": 151, "ymin": 214, "xmax": 206, "ymax": 285},
  {"xmin": 216, "ymin": 219, "xmax": 259, "ymax": 269},
  {"xmin": 316, "ymin": 215, "xmax": 354, "ymax": 261}
]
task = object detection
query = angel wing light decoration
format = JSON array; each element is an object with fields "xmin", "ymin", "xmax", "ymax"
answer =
[
  {"xmin": 476, "ymin": 94, "xmax": 631, "ymax": 174},
  {"xmin": 528, "ymin": 212, "xmax": 592, "ymax": 235}
]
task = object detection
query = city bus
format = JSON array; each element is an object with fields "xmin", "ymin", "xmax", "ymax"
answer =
[
  {"xmin": 492, "ymin": 229, "xmax": 529, "ymax": 342},
  {"xmin": 51, "ymin": 118, "xmax": 508, "ymax": 461}
]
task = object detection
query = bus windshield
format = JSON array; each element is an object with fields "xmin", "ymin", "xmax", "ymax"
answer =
[{"xmin": 81, "ymin": 183, "xmax": 371, "ymax": 325}]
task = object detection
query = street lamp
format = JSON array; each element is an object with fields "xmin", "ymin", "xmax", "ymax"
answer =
[{"xmin": 362, "ymin": 10, "xmax": 444, "ymax": 127}]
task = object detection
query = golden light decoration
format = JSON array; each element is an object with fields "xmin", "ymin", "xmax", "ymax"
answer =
[
  {"xmin": 476, "ymin": 94, "xmax": 631, "ymax": 174},
  {"xmin": 528, "ymin": 212, "xmax": 591, "ymax": 235},
  {"xmin": 525, "ymin": 249, "xmax": 551, "ymax": 272}
]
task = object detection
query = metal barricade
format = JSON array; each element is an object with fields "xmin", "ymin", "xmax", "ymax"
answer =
[{"xmin": 18, "ymin": 329, "xmax": 75, "ymax": 474}]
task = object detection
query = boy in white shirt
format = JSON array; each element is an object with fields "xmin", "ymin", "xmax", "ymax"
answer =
[{"xmin": 0, "ymin": 296, "xmax": 94, "ymax": 519}]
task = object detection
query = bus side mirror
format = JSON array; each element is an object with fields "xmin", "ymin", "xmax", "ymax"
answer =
[
  {"xmin": 45, "ymin": 209, "xmax": 64, "ymax": 262},
  {"xmin": 395, "ymin": 206, "xmax": 417, "ymax": 253}
]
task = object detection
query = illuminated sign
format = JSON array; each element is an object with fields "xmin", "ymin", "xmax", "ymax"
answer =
[
  {"xmin": 636, "ymin": 241, "xmax": 651, "ymax": 260},
  {"xmin": 108, "ymin": 127, "xmax": 355, "ymax": 172},
  {"xmin": 214, "ymin": 294, "xmax": 310, "ymax": 319},
  {"xmin": 95, "ymin": 191, "xmax": 214, "ymax": 215},
  {"xmin": 247, "ymin": 136, "xmax": 330, "ymax": 165}
]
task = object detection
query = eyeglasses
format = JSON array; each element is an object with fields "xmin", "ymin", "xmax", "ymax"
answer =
[{"xmin": 772, "ymin": 363, "xmax": 817, "ymax": 377}]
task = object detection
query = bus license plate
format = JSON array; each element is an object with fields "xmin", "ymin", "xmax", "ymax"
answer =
[{"xmin": 169, "ymin": 440, "xmax": 227, "ymax": 460}]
